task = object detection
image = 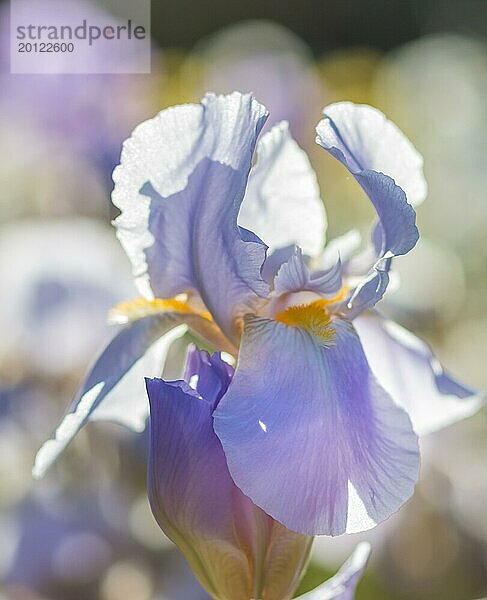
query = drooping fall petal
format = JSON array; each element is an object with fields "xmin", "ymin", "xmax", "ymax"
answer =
[
  {"xmin": 214, "ymin": 313, "xmax": 419, "ymax": 535},
  {"xmin": 354, "ymin": 312, "xmax": 484, "ymax": 435},
  {"xmin": 33, "ymin": 315, "xmax": 186, "ymax": 478}
]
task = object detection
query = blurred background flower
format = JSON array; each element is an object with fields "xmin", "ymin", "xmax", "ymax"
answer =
[{"xmin": 0, "ymin": 0, "xmax": 486, "ymax": 598}]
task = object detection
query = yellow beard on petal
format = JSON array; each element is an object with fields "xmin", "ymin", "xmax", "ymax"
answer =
[
  {"xmin": 274, "ymin": 299, "xmax": 336, "ymax": 346},
  {"xmin": 107, "ymin": 295, "xmax": 239, "ymax": 356},
  {"xmin": 108, "ymin": 295, "xmax": 212, "ymax": 325}
]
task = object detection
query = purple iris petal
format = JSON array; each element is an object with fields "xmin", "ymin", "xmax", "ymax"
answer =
[
  {"xmin": 345, "ymin": 263, "xmax": 391, "ymax": 319},
  {"xmin": 354, "ymin": 312, "xmax": 485, "ymax": 436},
  {"xmin": 113, "ymin": 93, "xmax": 269, "ymax": 343},
  {"xmin": 353, "ymin": 171, "xmax": 418, "ymax": 259},
  {"xmin": 214, "ymin": 316, "xmax": 419, "ymax": 536},
  {"xmin": 183, "ymin": 347, "xmax": 234, "ymax": 410},
  {"xmin": 274, "ymin": 246, "xmax": 342, "ymax": 297},
  {"xmin": 147, "ymin": 348, "xmax": 313, "ymax": 600},
  {"xmin": 33, "ymin": 315, "xmax": 186, "ymax": 478},
  {"xmin": 261, "ymin": 245, "xmax": 296, "ymax": 286},
  {"xmin": 147, "ymin": 376, "xmax": 239, "ymax": 541}
]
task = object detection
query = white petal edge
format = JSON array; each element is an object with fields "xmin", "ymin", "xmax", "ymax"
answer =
[
  {"xmin": 295, "ymin": 542, "xmax": 371, "ymax": 599},
  {"xmin": 112, "ymin": 92, "xmax": 268, "ymax": 298},
  {"xmin": 317, "ymin": 102, "xmax": 427, "ymax": 207},
  {"xmin": 32, "ymin": 324, "xmax": 187, "ymax": 479}
]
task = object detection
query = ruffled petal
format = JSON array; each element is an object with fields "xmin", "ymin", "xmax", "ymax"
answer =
[
  {"xmin": 295, "ymin": 542, "xmax": 370, "ymax": 600},
  {"xmin": 32, "ymin": 315, "xmax": 187, "ymax": 478},
  {"xmin": 316, "ymin": 103, "xmax": 420, "ymax": 313},
  {"xmin": 352, "ymin": 171, "xmax": 418, "ymax": 259},
  {"xmin": 214, "ymin": 315, "xmax": 419, "ymax": 535},
  {"xmin": 239, "ymin": 121, "xmax": 326, "ymax": 257},
  {"xmin": 316, "ymin": 102, "xmax": 427, "ymax": 207},
  {"xmin": 113, "ymin": 92, "xmax": 269, "ymax": 343},
  {"xmin": 354, "ymin": 312, "xmax": 485, "ymax": 436},
  {"xmin": 274, "ymin": 246, "xmax": 342, "ymax": 297}
]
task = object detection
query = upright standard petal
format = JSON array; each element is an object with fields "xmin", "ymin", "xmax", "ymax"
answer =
[
  {"xmin": 316, "ymin": 102, "xmax": 427, "ymax": 207},
  {"xmin": 316, "ymin": 103, "xmax": 420, "ymax": 313},
  {"xmin": 147, "ymin": 350, "xmax": 313, "ymax": 600},
  {"xmin": 33, "ymin": 315, "xmax": 187, "ymax": 479},
  {"xmin": 214, "ymin": 313, "xmax": 419, "ymax": 536},
  {"xmin": 295, "ymin": 542, "xmax": 370, "ymax": 600},
  {"xmin": 239, "ymin": 121, "xmax": 326, "ymax": 257},
  {"xmin": 113, "ymin": 92, "xmax": 269, "ymax": 343},
  {"xmin": 354, "ymin": 312, "xmax": 485, "ymax": 436}
]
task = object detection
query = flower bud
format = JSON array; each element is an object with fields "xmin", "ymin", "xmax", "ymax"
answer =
[{"xmin": 146, "ymin": 348, "xmax": 313, "ymax": 600}]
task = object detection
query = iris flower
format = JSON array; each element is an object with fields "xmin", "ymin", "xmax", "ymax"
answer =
[{"xmin": 35, "ymin": 93, "xmax": 483, "ymax": 539}]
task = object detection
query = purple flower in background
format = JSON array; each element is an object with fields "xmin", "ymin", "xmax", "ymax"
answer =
[
  {"xmin": 0, "ymin": 0, "xmax": 155, "ymax": 181},
  {"xmin": 35, "ymin": 93, "xmax": 484, "ymax": 540}
]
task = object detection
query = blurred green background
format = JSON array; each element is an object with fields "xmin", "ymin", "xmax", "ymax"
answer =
[{"xmin": 0, "ymin": 0, "xmax": 486, "ymax": 598}]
